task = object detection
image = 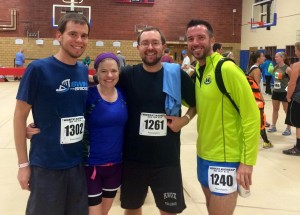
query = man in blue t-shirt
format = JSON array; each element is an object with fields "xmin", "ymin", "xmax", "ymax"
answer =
[
  {"xmin": 15, "ymin": 48, "xmax": 25, "ymax": 67},
  {"xmin": 13, "ymin": 13, "xmax": 90, "ymax": 215}
]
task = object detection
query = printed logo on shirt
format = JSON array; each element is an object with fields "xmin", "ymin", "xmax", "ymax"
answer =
[
  {"xmin": 204, "ymin": 75, "xmax": 212, "ymax": 85},
  {"xmin": 56, "ymin": 79, "xmax": 88, "ymax": 93}
]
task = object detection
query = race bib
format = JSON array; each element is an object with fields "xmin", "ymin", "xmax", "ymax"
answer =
[
  {"xmin": 274, "ymin": 81, "xmax": 281, "ymax": 89},
  {"xmin": 60, "ymin": 116, "xmax": 85, "ymax": 144},
  {"xmin": 208, "ymin": 166, "xmax": 237, "ymax": 194},
  {"xmin": 139, "ymin": 112, "xmax": 167, "ymax": 136}
]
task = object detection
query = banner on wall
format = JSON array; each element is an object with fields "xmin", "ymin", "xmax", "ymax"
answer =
[{"xmin": 116, "ymin": 0, "xmax": 155, "ymax": 4}]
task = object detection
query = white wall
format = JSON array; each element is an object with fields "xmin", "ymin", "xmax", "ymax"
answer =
[{"xmin": 241, "ymin": 0, "xmax": 300, "ymax": 50}]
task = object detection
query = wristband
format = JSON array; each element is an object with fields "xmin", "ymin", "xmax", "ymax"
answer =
[
  {"xmin": 18, "ymin": 162, "xmax": 29, "ymax": 169},
  {"xmin": 184, "ymin": 114, "xmax": 191, "ymax": 121}
]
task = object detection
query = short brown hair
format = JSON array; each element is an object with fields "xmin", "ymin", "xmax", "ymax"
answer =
[
  {"xmin": 57, "ymin": 13, "xmax": 90, "ymax": 35},
  {"xmin": 137, "ymin": 26, "xmax": 166, "ymax": 45}
]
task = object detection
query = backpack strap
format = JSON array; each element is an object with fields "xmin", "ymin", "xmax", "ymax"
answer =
[{"xmin": 215, "ymin": 57, "xmax": 240, "ymax": 114}]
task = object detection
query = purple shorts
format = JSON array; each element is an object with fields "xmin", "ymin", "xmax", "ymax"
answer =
[{"xmin": 85, "ymin": 163, "xmax": 122, "ymax": 206}]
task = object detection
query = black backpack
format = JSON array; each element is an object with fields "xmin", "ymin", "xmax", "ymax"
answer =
[
  {"xmin": 215, "ymin": 58, "xmax": 264, "ymax": 115},
  {"xmin": 214, "ymin": 58, "xmax": 240, "ymax": 114}
]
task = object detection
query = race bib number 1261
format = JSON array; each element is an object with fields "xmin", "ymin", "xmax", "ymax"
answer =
[{"xmin": 139, "ymin": 112, "xmax": 167, "ymax": 136}]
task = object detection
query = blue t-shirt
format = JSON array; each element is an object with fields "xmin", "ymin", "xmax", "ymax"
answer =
[
  {"xmin": 15, "ymin": 52, "xmax": 25, "ymax": 66},
  {"xmin": 16, "ymin": 56, "xmax": 88, "ymax": 169},
  {"xmin": 86, "ymin": 86, "xmax": 128, "ymax": 165}
]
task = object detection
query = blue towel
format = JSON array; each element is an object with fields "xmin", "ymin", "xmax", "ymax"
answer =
[{"xmin": 162, "ymin": 63, "xmax": 181, "ymax": 116}]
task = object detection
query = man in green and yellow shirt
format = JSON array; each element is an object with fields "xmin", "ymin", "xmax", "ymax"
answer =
[{"xmin": 186, "ymin": 19, "xmax": 260, "ymax": 215}]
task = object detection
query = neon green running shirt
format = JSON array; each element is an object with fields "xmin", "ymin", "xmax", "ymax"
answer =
[{"xmin": 195, "ymin": 52, "xmax": 260, "ymax": 165}]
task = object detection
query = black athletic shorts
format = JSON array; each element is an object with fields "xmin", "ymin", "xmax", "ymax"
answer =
[
  {"xmin": 272, "ymin": 91, "xmax": 288, "ymax": 102},
  {"xmin": 120, "ymin": 162, "xmax": 186, "ymax": 214},
  {"xmin": 26, "ymin": 164, "xmax": 88, "ymax": 215},
  {"xmin": 285, "ymin": 99, "xmax": 300, "ymax": 128}
]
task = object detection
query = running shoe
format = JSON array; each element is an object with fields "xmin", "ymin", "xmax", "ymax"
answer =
[
  {"xmin": 282, "ymin": 146, "xmax": 300, "ymax": 156},
  {"xmin": 263, "ymin": 141, "xmax": 274, "ymax": 149},
  {"xmin": 265, "ymin": 122, "xmax": 271, "ymax": 127},
  {"xmin": 282, "ymin": 128, "xmax": 291, "ymax": 136},
  {"xmin": 267, "ymin": 126, "xmax": 277, "ymax": 133}
]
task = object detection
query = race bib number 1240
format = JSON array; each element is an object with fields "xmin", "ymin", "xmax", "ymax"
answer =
[{"xmin": 208, "ymin": 166, "xmax": 237, "ymax": 194}]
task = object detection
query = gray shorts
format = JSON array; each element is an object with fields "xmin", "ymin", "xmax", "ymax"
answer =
[{"xmin": 26, "ymin": 164, "xmax": 88, "ymax": 215}]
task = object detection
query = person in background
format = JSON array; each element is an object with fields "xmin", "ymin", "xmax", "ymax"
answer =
[
  {"xmin": 85, "ymin": 52, "xmax": 128, "ymax": 215},
  {"xmin": 212, "ymin": 43, "xmax": 223, "ymax": 54},
  {"xmin": 222, "ymin": 51, "xmax": 234, "ymax": 60},
  {"xmin": 267, "ymin": 52, "xmax": 292, "ymax": 136},
  {"xmin": 13, "ymin": 13, "xmax": 90, "ymax": 215},
  {"xmin": 161, "ymin": 48, "xmax": 174, "ymax": 63},
  {"xmin": 116, "ymin": 50, "xmax": 126, "ymax": 68},
  {"xmin": 260, "ymin": 54, "xmax": 274, "ymax": 95},
  {"xmin": 83, "ymin": 55, "xmax": 91, "ymax": 68},
  {"xmin": 15, "ymin": 48, "xmax": 25, "ymax": 68},
  {"xmin": 15, "ymin": 48, "xmax": 25, "ymax": 80},
  {"xmin": 284, "ymin": 42, "xmax": 300, "ymax": 155},
  {"xmin": 181, "ymin": 49, "xmax": 191, "ymax": 75},
  {"xmin": 186, "ymin": 19, "xmax": 260, "ymax": 215},
  {"xmin": 247, "ymin": 51, "xmax": 273, "ymax": 149}
]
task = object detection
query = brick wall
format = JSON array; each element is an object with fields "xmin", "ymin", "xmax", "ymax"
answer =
[{"xmin": 0, "ymin": 0, "xmax": 242, "ymax": 67}]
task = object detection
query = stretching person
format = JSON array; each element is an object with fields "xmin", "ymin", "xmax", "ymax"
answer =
[
  {"xmin": 284, "ymin": 42, "xmax": 300, "ymax": 155},
  {"xmin": 267, "ymin": 52, "xmax": 292, "ymax": 136},
  {"xmin": 247, "ymin": 51, "xmax": 273, "ymax": 149}
]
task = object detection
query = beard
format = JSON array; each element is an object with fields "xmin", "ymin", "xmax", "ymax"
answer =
[
  {"xmin": 198, "ymin": 46, "xmax": 211, "ymax": 60},
  {"xmin": 192, "ymin": 44, "xmax": 212, "ymax": 61},
  {"xmin": 141, "ymin": 55, "xmax": 162, "ymax": 67}
]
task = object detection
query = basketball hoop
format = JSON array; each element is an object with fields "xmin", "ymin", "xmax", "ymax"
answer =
[
  {"xmin": 134, "ymin": 24, "xmax": 147, "ymax": 33},
  {"xmin": 62, "ymin": 0, "xmax": 83, "ymax": 4},
  {"xmin": 248, "ymin": 21, "xmax": 264, "ymax": 26}
]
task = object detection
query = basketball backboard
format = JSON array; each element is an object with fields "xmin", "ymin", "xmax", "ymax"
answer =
[
  {"xmin": 251, "ymin": 0, "xmax": 277, "ymax": 30},
  {"xmin": 52, "ymin": 4, "xmax": 91, "ymax": 27}
]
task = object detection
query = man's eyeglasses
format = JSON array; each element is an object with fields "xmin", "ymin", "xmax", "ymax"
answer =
[{"xmin": 139, "ymin": 41, "xmax": 162, "ymax": 48}]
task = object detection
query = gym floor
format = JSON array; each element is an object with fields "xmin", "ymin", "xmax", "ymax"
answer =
[{"xmin": 1, "ymin": 82, "xmax": 299, "ymax": 215}]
